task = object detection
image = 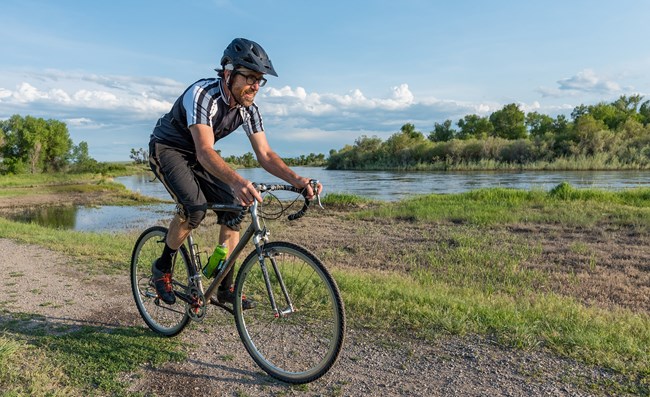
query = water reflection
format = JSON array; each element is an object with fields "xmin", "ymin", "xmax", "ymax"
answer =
[
  {"xmin": 9, "ymin": 206, "xmax": 77, "ymax": 229},
  {"xmin": 7, "ymin": 204, "xmax": 171, "ymax": 232}
]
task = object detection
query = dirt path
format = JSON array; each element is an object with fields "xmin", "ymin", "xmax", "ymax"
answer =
[{"xmin": 0, "ymin": 237, "xmax": 620, "ymax": 397}]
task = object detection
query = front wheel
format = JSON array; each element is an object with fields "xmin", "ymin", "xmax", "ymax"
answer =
[
  {"xmin": 130, "ymin": 226, "xmax": 192, "ymax": 336},
  {"xmin": 233, "ymin": 241, "xmax": 345, "ymax": 384}
]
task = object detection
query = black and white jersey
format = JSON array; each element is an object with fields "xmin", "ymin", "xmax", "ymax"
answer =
[{"xmin": 151, "ymin": 78, "xmax": 264, "ymax": 151}]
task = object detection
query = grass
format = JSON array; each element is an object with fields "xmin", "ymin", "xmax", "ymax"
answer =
[
  {"xmin": 321, "ymin": 192, "xmax": 375, "ymax": 207},
  {"xmin": 0, "ymin": 181, "xmax": 649, "ymax": 394},
  {"xmin": 0, "ymin": 314, "xmax": 185, "ymax": 396},
  {"xmin": 0, "ymin": 218, "xmax": 138, "ymax": 273},
  {"xmin": 358, "ymin": 183, "xmax": 650, "ymax": 230},
  {"xmin": 0, "ymin": 169, "xmax": 164, "ymax": 205},
  {"xmin": 336, "ymin": 268, "xmax": 649, "ymax": 376},
  {"xmin": 0, "ymin": 165, "xmax": 146, "ymax": 189}
]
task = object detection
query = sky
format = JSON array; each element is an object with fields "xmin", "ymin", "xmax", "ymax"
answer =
[{"xmin": 1, "ymin": 0, "xmax": 649, "ymax": 161}]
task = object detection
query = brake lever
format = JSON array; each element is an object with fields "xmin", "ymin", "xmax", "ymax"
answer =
[{"xmin": 310, "ymin": 179, "xmax": 324, "ymax": 209}]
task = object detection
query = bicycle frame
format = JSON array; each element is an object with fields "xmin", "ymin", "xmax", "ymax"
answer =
[{"xmin": 183, "ymin": 199, "xmax": 294, "ymax": 316}]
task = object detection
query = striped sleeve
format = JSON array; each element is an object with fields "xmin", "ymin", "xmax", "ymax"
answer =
[
  {"xmin": 182, "ymin": 80, "xmax": 220, "ymax": 127},
  {"xmin": 239, "ymin": 103, "xmax": 264, "ymax": 136}
]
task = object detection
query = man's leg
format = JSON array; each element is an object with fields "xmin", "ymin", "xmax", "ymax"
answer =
[
  {"xmin": 166, "ymin": 213, "xmax": 193, "ymax": 250},
  {"xmin": 216, "ymin": 225, "xmax": 256, "ymax": 309},
  {"xmin": 149, "ymin": 141, "xmax": 206, "ymax": 304},
  {"xmin": 150, "ymin": 214, "xmax": 189, "ymax": 305},
  {"xmin": 154, "ymin": 214, "xmax": 192, "ymax": 272}
]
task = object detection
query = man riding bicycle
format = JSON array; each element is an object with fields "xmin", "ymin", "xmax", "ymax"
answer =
[{"xmin": 148, "ymin": 38, "xmax": 322, "ymax": 307}]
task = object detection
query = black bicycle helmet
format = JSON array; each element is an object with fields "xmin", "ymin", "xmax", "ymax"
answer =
[{"xmin": 221, "ymin": 38, "xmax": 278, "ymax": 77}]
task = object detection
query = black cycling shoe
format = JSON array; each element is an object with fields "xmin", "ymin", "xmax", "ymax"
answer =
[
  {"xmin": 152, "ymin": 260, "xmax": 176, "ymax": 305},
  {"xmin": 217, "ymin": 287, "xmax": 256, "ymax": 310}
]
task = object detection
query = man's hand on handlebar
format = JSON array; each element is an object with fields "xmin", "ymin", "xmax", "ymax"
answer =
[
  {"xmin": 298, "ymin": 178, "xmax": 322, "ymax": 200},
  {"xmin": 234, "ymin": 179, "xmax": 263, "ymax": 206}
]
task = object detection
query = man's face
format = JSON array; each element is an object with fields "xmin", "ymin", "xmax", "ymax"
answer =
[{"xmin": 229, "ymin": 68, "xmax": 265, "ymax": 107}]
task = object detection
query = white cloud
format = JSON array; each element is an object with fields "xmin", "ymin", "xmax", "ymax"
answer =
[
  {"xmin": 518, "ymin": 101, "xmax": 541, "ymax": 113},
  {"xmin": 0, "ymin": 72, "xmax": 175, "ymax": 119},
  {"xmin": 390, "ymin": 83, "xmax": 414, "ymax": 105},
  {"xmin": 263, "ymin": 83, "xmax": 417, "ymax": 119},
  {"xmin": 50, "ymin": 88, "xmax": 71, "ymax": 103},
  {"xmin": 558, "ymin": 69, "xmax": 621, "ymax": 93},
  {"xmin": 475, "ymin": 103, "xmax": 493, "ymax": 114},
  {"xmin": 73, "ymin": 89, "xmax": 119, "ymax": 105},
  {"xmin": 0, "ymin": 88, "xmax": 12, "ymax": 100},
  {"xmin": 540, "ymin": 69, "xmax": 623, "ymax": 97},
  {"xmin": 14, "ymin": 82, "xmax": 48, "ymax": 102},
  {"xmin": 65, "ymin": 117, "xmax": 97, "ymax": 128},
  {"xmin": 128, "ymin": 93, "xmax": 172, "ymax": 115}
]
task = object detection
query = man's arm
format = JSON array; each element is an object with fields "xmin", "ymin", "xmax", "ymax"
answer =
[
  {"xmin": 249, "ymin": 131, "xmax": 320, "ymax": 198},
  {"xmin": 190, "ymin": 124, "xmax": 262, "ymax": 204}
]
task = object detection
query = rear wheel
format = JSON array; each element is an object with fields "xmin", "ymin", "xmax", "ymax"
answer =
[
  {"xmin": 233, "ymin": 241, "xmax": 345, "ymax": 384},
  {"xmin": 131, "ymin": 226, "xmax": 192, "ymax": 336}
]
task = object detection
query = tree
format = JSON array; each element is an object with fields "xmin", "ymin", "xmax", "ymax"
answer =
[
  {"xmin": 550, "ymin": 114, "xmax": 578, "ymax": 157},
  {"xmin": 41, "ymin": 119, "xmax": 72, "ymax": 172},
  {"xmin": 0, "ymin": 121, "xmax": 5, "ymax": 148},
  {"xmin": 579, "ymin": 95, "xmax": 645, "ymax": 131},
  {"xmin": 573, "ymin": 115, "xmax": 612, "ymax": 156},
  {"xmin": 525, "ymin": 112, "xmax": 555, "ymax": 137},
  {"xmin": 399, "ymin": 123, "xmax": 424, "ymax": 140},
  {"xmin": 72, "ymin": 141, "xmax": 92, "ymax": 164},
  {"xmin": 428, "ymin": 119, "xmax": 456, "ymax": 142},
  {"xmin": 588, "ymin": 102, "xmax": 621, "ymax": 131},
  {"xmin": 571, "ymin": 104, "xmax": 589, "ymax": 122},
  {"xmin": 553, "ymin": 114, "xmax": 571, "ymax": 135},
  {"xmin": 240, "ymin": 152, "xmax": 257, "ymax": 168},
  {"xmin": 354, "ymin": 135, "xmax": 383, "ymax": 152},
  {"xmin": 613, "ymin": 94, "xmax": 643, "ymax": 116},
  {"xmin": 129, "ymin": 148, "xmax": 149, "ymax": 164},
  {"xmin": 489, "ymin": 104, "xmax": 527, "ymax": 140},
  {"xmin": 640, "ymin": 100, "xmax": 650, "ymax": 126},
  {"xmin": 69, "ymin": 141, "xmax": 101, "ymax": 173},
  {"xmin": 386, "ymin": 124, "xmax": 425, "ymax": 152},
  {"xmin": 2, "ymin": 115, "xmax": 31, "ymax": 173},
  {"xmin": 456, "ymin": 114, "xmax": 494, "ymax": 140},
  {"xmin": 2, "ymin": 115, "xmax": 43, "ymax": 173},
  {"xmin": 1, "ymin": 115, "xmax": 72, "ymax": 173}
]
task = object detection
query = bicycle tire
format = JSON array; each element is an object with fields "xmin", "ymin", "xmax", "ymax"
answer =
[
  {"xmin": 130, "ymin": 226, "xmax": 192, "ymax": 336},
  {"xmin": 233, "ymin": 241, "xmax": 345, "ymax": 384}
]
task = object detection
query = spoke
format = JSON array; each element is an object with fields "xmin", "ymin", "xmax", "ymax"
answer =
[{"xmin": 234, "ymin": 242, "xmax": 344, "ymax": 383}]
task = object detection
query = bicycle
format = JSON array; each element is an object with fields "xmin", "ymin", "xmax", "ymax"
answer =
[{"xmin": 130, "ymin": 180, "xmax": 345, "ymax": 384}]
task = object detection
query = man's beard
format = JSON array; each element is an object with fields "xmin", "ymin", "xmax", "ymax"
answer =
[{"xmin": 234, "ymin": 88, "xmax": 256, "ymax": 107}]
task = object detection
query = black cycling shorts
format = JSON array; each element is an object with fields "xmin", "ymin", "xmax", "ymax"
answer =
[{"xmin": 149, "ymin": 140, "xmax": 242, "ymax": 230}]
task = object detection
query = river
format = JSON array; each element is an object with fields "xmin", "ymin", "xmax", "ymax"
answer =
[
  {"xmin": 8, "ymin": 169, "xmax": 649, "ymax": 232},
  {"xmin": 116, "ymin": 167, "xmax": 650, "ymax": 202}
]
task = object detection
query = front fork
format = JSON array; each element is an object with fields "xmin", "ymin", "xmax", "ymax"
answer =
[{"xmin": 256, "ymin": 248, "xmax": 295, "ymax": 318}]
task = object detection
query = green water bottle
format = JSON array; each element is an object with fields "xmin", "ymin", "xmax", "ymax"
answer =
[{"xmin": 203, "ymin": 243, "xmax": 228, "ymax": 278}]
